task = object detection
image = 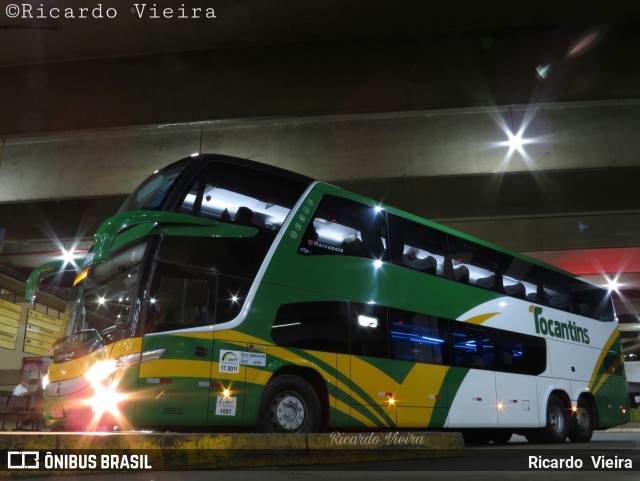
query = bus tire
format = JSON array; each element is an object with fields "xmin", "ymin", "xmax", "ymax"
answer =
[
  {"xmin": 257, "ymin": 374, "xmax": 321, "ymax": 433},
  {"xmin": 568, "ymin": 399, "xmax": 594, "ymax": 443},
  {"xmin": 540, "ymin": 394, "xmax": 569, "ymax": 443}
]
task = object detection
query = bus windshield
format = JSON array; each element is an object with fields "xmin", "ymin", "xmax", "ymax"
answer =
[
  {"xmin": 118, "ymin": 159, "xmax": 189, "ymax": 212},
  {"xmin": 53, "ymin": 243, "xmax": 147, "ymax": 362}
]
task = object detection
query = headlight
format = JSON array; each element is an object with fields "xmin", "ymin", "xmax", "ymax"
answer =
[
  {"xmin": 84, "ymin": 359, "xmax": 117, "ymax": 385},
  {"xmin": 42, "ymin": 374, "xmax": 50, "ymax": 390}
]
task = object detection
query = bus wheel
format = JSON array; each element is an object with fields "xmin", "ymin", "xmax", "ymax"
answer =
[
  {"xmin": 540, "ymin": 394, "xmax": 569, "ymax": 443},
  {"xmin": 568, "ymin": 399, "xmax": 594, "ymax": 443},
  {"xmin": 257, "ymin": 375, "xmax": 321, "ymax": 433}
]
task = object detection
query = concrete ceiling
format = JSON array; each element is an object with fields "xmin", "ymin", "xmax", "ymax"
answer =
[{"xmin": 1, "ymin": 1, "xmax": 638, "ymax": 67}]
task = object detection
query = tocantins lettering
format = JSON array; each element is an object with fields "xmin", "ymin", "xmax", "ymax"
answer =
[{"xmin": 531, "ymin": 306, "xmax": 590, "ymax": 345}]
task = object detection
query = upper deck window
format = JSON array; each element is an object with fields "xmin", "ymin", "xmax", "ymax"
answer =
[
  {"xmin": 178, "ymin": 162, "xmax": 309, "ymax": 231},
  {"xmin": 298, "ymin": 195, "xmax": 387, "ymax": 259}
]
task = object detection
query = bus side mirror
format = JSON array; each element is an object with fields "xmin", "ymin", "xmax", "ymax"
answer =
[{"xmin": 25, "ymin": 260, "xmax": 78, "ymax": 303}]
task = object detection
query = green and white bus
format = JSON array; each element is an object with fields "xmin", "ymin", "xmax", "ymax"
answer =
[{"xmin": 29, "ymin": 154, "xmax": 630, "ymax": 442}]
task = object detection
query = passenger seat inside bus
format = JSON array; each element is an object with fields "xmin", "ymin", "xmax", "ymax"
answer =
[
  {"xmin": 402, "ymin": 249, "xmax": 437, "ymax": 274},
  {"xmin": 443, "ymin": 257, "xmax": 470, "ymax": 284},
  {"xmin": 235, "ymin": 206, "xmax": 254, "ymax": 226},
  {"xmin": 549, "ymin": 294, "xmax": 572, "ymax": 311},
  {"xmin": 475, "ymin": 275, "xmax": 495, "ymax": 289},
  {"xmin": 501, "ymin": 350, "xmax": 514, "ymax": 369},
  {"xmin": 454, "ymin": 265, "xmax": 470, "ymax": 284},
  {"xmin": 504, "ymin": 282, "xmax": 526, "ymax": 299}
]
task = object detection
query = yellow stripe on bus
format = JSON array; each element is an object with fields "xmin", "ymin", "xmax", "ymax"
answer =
[
  {"xmin": 331, "ymin": 396, "xmax": 351, "ymax": 421},
  {"xmin": 111, "ymin": 337, "xmax": 143, "ymax": 358},
  {"xmin": 48, "ymin": 345, "xmax": 113, "ymax": 382},
  {"xmin": 461, "ymin": 312, "xmax": 500, "ymax": 325},
  {"xmin": 589, "ymin": 329, "xmax": 621, "ymax": 395},
  {"xmin": 349, "ymin": 357, "xmax": 397, "ymax": 426},
  {"xmin": 139, "ymin": 359, "xmax": 211, "ymax": 379}
]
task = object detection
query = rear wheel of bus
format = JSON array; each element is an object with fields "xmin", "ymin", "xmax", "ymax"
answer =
[
  {"xmin": 568, "ymin": 398, "xmax": 595, "ymax": 442},
  {"xmin": 526, "ymin": 393, "xmax": 569, "ymax": 443},
  {"xmin": 257, "ymin": 374, "xmax": 322, "ymax": 433}
]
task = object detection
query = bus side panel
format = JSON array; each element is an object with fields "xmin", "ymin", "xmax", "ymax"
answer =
[
  {"xmin": 393, "ymin": 362, "xmax": 449, "ymax": 428},
  {"xmin": 349, "ymin": 356, "xmax": 396, "ymax": 428},
  {"xmin": 334, "ymin": 353, "xmax": 353, "ymax": 427},
  {"xmin": 496, "ymin": 373, "xmax": 540, "ymax": 428},
  {"xmin": 204, "ymin": 337, "xmax": 252, "ymax": 427},
  {"xmin": 445, "ymin": 368, "xmax": 497, "ymax": 428},
  {"xmin": 547, "ymin": 338, "xmax": 604, "ymax": 383},
  {"xmin": 595, "ymin": 375, "xmax": 631, "ymax": 428},
  {"xmin": 134, "ymin": 332, "xmax": 213, "ymax": 427},
  {"xmin": 589, "ymin": 334, "xmax": 631, "ymax": 428}
]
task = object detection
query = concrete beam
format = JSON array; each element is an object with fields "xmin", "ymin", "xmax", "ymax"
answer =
[{"xmin": 2, "ymin": 99, "xmax": 640, "ymax": 203}]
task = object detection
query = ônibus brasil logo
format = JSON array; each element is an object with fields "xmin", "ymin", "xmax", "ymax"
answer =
[{"xmin": 530, "ymin": 305, "xmax": 590, "ymax": 345}]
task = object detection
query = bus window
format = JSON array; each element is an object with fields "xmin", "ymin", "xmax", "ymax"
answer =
[
  {"xmin": 539, "ymin": 268, "xmax": 578, "ymax": 314},
  {"xmin": 539, "ymin": 267, "xmax": 615, "ymax": 322},
  {"xmin": 498, "ymin": 331, "xmax": 547, "ymax": 375},
  {"xmin": 271, "ymin": 302, "xmax": 349, "ymax": 354},
  {"xmin": 298, "ymin": 195, "xmax": 387, "ymax": 260},
  {"xmin": 215, "ymin": 275, "xmax": 252, "ymax": 323},
  {"xmin": 144, "ymin": 263, "xmax": 252, "ymax": 334},
  {"xmin": 144, "ymin": 263, "xmax": 214, "ymax": 334},
  {"xmin": 388, "ymin": 308, "xmax": 449, "ymax": 365},
  {"xmin": 178, "ymin": 162, "xmax": 305, "ymax": 231},
  {"xmin": 502, "ymin": 257, "xmax": 538, "ymax": 301},
  {"xmin": 446, "ymin": 237, "xmax": 498, "ymax": 289},
  {"xmin": 157, "ymin": 235, "xmax": 271, "ymax": 280},
  {"xmin": 119, "ymin": 159, "xmax": 189, "ymax": 212},
  {"xmin": 387, "ymin": 214, "xmax": 447, "ymax": 277},
  {"xmin": 574, "ymin": 286, "xmax": 615, "ymax": 323},
  {"xmin": 350, "ymin": 303, "xmax": 388, "ymax": 359},
  {"xmin": 451, "ymin": 324, "xmax": 497, "ymax": 370}
]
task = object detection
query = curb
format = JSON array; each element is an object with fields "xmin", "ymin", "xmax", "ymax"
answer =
[
  {"xmin": 0, "ymin": 431, "xmax": 465, "ymax": 471},
  {"xmin": 605, "ymin": 422, "xmax": 640, "ymax": 433}
]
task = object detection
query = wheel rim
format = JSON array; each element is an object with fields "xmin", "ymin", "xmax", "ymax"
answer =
[
  {"xmin": 575, "ymin": 408, "xmax": 591, "ymax": 431},
  {"xmin": 270, "ymin": 392, "xmax": 306, "ymax": 431},
  {"xmin": 549, "ymin": 403, "xmax": 566, "ymax": 434}
]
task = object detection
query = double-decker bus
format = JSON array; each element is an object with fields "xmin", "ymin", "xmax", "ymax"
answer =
[{"xmin": 28, "ymin": 154, "xmax": 630, "ymax": 442}]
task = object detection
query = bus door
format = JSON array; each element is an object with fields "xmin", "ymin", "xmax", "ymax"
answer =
[
  {"xmin": 495, "ymin": 333, "xmax": 540, "ymax": 428},
  {"xmin": 134, "ymin": 267, "xmax": 215, "ymax": 427},
  {"xmin": 348, "ymin": 303, "xmax": 395, "ymax": 428},
  {"xmin": 206, "ymin": 274, "xmax": 253, "ymax": 427}
]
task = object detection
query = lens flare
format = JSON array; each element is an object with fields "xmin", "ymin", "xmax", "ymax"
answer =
[{"xmin": 82, "ymin": 360, "xmax": 132, "ymax": 431}]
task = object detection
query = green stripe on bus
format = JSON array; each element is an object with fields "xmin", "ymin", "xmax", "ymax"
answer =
[{"xmin": 431, "ymin": 366, "xmax": 469, "ymax": 428}]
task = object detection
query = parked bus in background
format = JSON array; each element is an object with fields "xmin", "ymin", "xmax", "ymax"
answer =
[{"xmin": 28, "ymin": 154, "xmax": 631, "ymax": 443}]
